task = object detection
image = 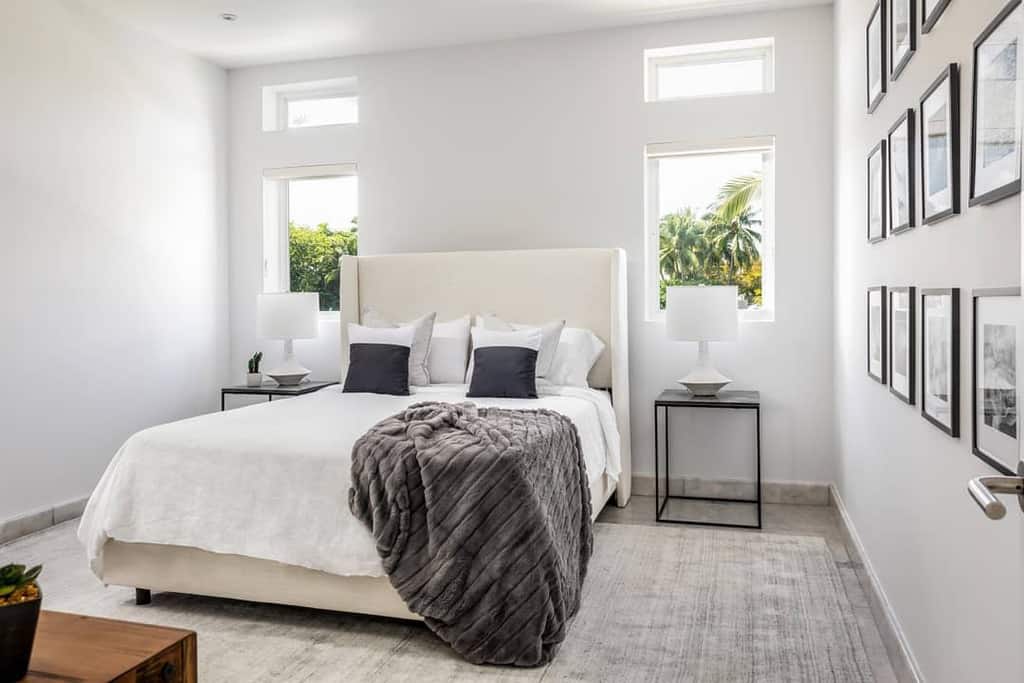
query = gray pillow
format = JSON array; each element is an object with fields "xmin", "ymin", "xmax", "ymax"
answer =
[{"xmin": 362, "ymin": 307, "xmax": 436, "ymax": 386}]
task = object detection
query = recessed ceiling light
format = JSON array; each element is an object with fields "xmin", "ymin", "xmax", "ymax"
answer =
[{"xmin": 220, "ymin": 12, "xmax": 238, "ymax": 22}]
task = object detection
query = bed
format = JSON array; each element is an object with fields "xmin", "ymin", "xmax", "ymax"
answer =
[{"xmin": 79, "ymin": 247, "xmax": 632, "ymax": 621}]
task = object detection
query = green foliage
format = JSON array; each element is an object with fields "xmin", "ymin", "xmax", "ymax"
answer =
[
  {"xmin": 657, "ymin": 173, "xmax": 764, "ymax": 309},
  {"xmin": 247, "ymin": 351, "xmax": 263, "ymax": 374},
  {"xmin": 0, "ymin": 564, "xmax": 41, "ymax": 599},
  {"xmin": 715, "ymin": 173, "xmax": 763, "ymax": 223},
  {"xmin": 289, "ymin": 218, "xmax": 358, "ymax": 311}
]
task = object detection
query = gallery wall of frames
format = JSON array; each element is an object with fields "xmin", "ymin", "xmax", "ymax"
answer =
[{"xmin": 864, "ymin": 0, "xmax": 1023, "ymax": 475}]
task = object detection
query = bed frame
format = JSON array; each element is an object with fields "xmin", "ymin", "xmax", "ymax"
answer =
[{"xmin": 100, "ymin": 248, "xmax": 632, "ymax": 620}]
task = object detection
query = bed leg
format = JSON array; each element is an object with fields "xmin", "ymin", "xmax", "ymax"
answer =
[{"xmin": 135, "ymin": 588, "xmax": 151, "ymax": 605}]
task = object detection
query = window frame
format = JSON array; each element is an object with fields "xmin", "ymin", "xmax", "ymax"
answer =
[
  {"xmin": 261, "ymin": 163, "xmax": 358, "ymax": 319},
  {"xmin": 644, "ymin": 136, "xmax": 776, "ymax": 323},
  {"xmin": 644, "ymin": 38, "xmax": 775, "ymax": 102},
  {"xmin": 261, "ymin": 77, "xmax": 359, "ymax": 131}
]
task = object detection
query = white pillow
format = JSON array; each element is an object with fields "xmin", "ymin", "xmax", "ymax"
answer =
[
  {"xmin": 428, "ymin": 316, "xmax": 472, "ymax": 384},
  {"xmin": 348, "ymin": 322, "xmax": 416, "ymax": 346},
  {"xmin": 545, "ymin": 327, "xmax": 606, "ymax": 387},
  {"xmin": 465, "ymin": 326, "xmax": 543, "ymax": 385},
  {"xmin": 476, "ymin": 314, "xmax": 565, "ymax": 378},
  {"xmin": 362, "ymin": 307, "xmax": 436, "ymax": 386}
]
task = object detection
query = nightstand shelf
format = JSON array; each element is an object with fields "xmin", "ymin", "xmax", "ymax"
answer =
[
  {"xmin": 221, "ymin": 381, "xmax": 338, "ymax": 411},
  {"xmin": 654, "ymin": 389, "xmax": 762, "ymax": 529}
]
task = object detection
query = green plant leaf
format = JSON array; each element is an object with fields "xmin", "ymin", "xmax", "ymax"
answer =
[
  {"xmin": 21, "ymin": 566, "xmax": 41, "ymax": 584},
  {"xmin": 0, "ymin": 564, "xmax": 24, "ymax": 583}
]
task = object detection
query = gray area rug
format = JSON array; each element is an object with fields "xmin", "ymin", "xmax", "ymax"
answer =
[{"xmin": 5, "ymin": 521, "xmax": 873, "ymax": 682}]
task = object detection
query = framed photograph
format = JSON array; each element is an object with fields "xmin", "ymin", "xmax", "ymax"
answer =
[
  {"xmin": 867, "ymin": 0, "xmax": 887, "ymax": 112},
  {"xmin": 888, "ymin": 109, "xmax": 916, "ymax": 233},
  {"xmin": 923, "ymin": 0, "xmax": 953, "ymax": 34},
  {"xmin": 921, "ymin": 288, "xmax": 960, "ymax": 436},
  {"xmin": 972, "ymin": 287, "xmax": 1021, "ymax": 474},
  {"xmin": 868, "ymin": 141, "xmax": 888, "ymax": 242},
  {"xmin": 890, "ymin": 287, "xmax": 916, "ymax": 403},
  {"xmin": 970, "ymin": 0, "xmax": 1023, "ymax": 207},
  {"xmin": 890, "ymin": 0, "xmax": 916, "ymax": 79},
  {"xmin": 868, "ymin": 286, "xmax": 888, "ymax": 384},
  {"xmin": 920, "ymin": 64, "xmax": 961, "ymax": 224}
]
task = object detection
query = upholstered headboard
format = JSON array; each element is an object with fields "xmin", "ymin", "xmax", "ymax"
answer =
[{"xmin": 338, "ymin": 248, "xmax": 631, "ymax": 504}]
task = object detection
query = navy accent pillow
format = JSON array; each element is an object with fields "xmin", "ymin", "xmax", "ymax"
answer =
[
  {"xmin": 343, "ymin": 343, "xmax": 411, "ymax": 395},
  {"xmin": 467, "ymin": 346, "xmax": 539, "ymax": 398}
]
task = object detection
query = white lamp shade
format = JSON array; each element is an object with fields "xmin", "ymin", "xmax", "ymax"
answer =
[
  {"xmin": 259, "ymin": 292, "xmax": 319, "ymax": 340},
  {"xmin": 665, "ymin": 286, "xmax": 738, "ymax": 341}
]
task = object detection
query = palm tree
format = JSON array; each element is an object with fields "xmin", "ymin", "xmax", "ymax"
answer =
[
  {"xmin": 658, "ymin": 209, "xmax": 705, "ymax": 282},
  {"xmin": 703, "ymin": 207, "xmax": 761, "ymax": 281},
  {"xmin": 715, "ymin": 173, "xmax": 763, "ymax": 223}
]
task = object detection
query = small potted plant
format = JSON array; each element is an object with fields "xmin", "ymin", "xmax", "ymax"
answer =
[
  {"xmin": 247, "ymin": 352, "xmax": 264, "ymax": 387},
  {"xmin": 0, "ymin": 564, "xmax": 42, "ymax": 682}
]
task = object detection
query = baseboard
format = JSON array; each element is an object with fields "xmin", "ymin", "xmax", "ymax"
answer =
[
  {"xmin": 0, "ymin": 496, "xmax": 89, "ymax": 545},
  {"xmin": 631, "ymin": 475, "xmax": 830, "ymax": 505},
  {"xmin": 830, "ymin": 485, "xmax": 923, "ymax": 683}
]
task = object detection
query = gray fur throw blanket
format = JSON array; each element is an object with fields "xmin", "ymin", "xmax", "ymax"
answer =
[{"xmin": 349, "ymin": 401, "xmax": 593, "ymax": 667}]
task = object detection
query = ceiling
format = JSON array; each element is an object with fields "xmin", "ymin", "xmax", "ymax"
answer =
[{"xmin": 80, "ymin": 0, "xmax": 830, "ymax": 69}]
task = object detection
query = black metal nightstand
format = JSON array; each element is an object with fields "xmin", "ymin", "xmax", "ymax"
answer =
[
  {"xmin": 654, "ymin": 389, "xmax": 762, "ymax": 529},
  {"xmin": 221, "ymin": 381, "xmax": 338, "ymax": 411}
]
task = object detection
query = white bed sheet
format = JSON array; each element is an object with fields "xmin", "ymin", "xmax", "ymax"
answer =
[{"xmin": 78, "ymin": 384, "xmax": 620, "ymax": 579}]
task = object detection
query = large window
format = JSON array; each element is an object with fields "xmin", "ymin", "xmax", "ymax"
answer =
[
  {"xmin": 645, "ymin": 138, "xmax": 775, "ymax": 321},
  {"xmin": 263, "ymin": 164, "xmax": 358, "ymax": 313},
  {"xmin": 645, "ymin": 38, "xmax": 774, "ymax": 101}
]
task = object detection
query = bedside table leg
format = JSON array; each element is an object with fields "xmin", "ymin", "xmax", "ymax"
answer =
[{"xmin": 136, "ymin": 588, "xmax": 151, "ymax": 605}]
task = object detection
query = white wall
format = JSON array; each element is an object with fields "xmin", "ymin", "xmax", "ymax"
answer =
[
  {"xmin": 0, "ymin": 1, "xmax": 229, "ymax": 520},
  {"xmin": 227, "ymin": 6, "xmax": 835, "ymax": 485},
  {"xmin": 833, "ymin": 0, "xmax": 1024, "ymax": 680}
]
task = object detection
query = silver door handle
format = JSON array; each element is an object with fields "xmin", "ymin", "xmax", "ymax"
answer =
[{"xmin": 967, "ymin": 466, "xmax": 1024, "ymax": 520}]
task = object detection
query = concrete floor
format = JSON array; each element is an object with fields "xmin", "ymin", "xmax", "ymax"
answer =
[{"xmin": 597, "ymin": 496, "xmax": 911, "ymax": 683}]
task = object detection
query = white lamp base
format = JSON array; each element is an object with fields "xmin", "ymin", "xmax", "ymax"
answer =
[
  {"xmin": 267, "ymin": 340, "xmax": 310, "ymax": 386},
  {"xmin": 678, "ymin": 340, "xmax": 731, "ymax": 396}
]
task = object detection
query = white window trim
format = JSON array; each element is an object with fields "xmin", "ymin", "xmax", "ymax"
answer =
[
  {"xmin": 644, "ymin": 37, "xmax": 775, "ymax": 102},
  {"xmin": 644, "ymin": 136, "xmax": 775, "ymax": 323},
  {"xmin": 261, "ymin": 163, "xmax": 358, "ymax": 320},
  {"xmin": 261, "ymin": 77, "xmax": 359, "ymax": 132}
]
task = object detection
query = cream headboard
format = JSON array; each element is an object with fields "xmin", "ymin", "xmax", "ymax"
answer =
[{"xmin": 339, "ymin": 248, "xmax": 632, "ymax": 504}]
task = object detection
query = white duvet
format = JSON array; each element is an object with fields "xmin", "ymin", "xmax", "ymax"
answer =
[{"xmin": 78, "ymin": 384, "xmax": 620, "ymax": 579}]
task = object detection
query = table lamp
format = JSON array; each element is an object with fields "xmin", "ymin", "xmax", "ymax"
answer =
[
  {"xmin": 258, "ymin": 292, "xmax": 319, "ymax": 386},
  {"xmin": 666, "ymin": 285, "xmax": 738, "ymax": 396}
]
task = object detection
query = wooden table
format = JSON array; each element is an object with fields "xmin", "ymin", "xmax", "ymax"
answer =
[{"xmin": 25, "ymin": 611, "xmax": 196, "ymax": 682}]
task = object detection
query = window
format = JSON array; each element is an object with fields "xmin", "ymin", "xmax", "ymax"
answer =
[
  {"xmin": 263, "ymin": 164, "xmax": 358, "ymax": 313},
  {"xmin": 261, "ymin": 77, "xmax": 358, "ymax": 131},
  {"xmin": 645, "ymin": 138, "xmax": 775, "ymax": 321},
  {"xmin": 645, "ymin": 38, "xmax": 774, "ymax": 101},
  {"xmin": 286, "ymin": 96, "xmax": 358, "ymax": 129}
]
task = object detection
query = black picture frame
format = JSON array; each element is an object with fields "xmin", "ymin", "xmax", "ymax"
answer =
[
  {"xmin": 867, "ymin": 0, "xmax": 888, "ymax": 112},
  {"xmin": 868, "ymin": 140, "xmax": 888, "ymax": 243},
  {"xmin": 969, "ymin": 0, "xmax": 1023, "ymax": 207},
  {"xmin": 888, "ymin": 109, "xmax": 916, "ymax": 234},
  {"xmin": 971, "ymin": 287, "xmax": 1020, "ymax": 475},
  {"xmin": 919, "ymin": 64, "xmax": 961, "ymax": 225},
  {"xmin": 868, "ymin": 286, "xmax": 888, "ymax": 384},
  {"xmin": 922, "ymin": 0, "xmax": 952, "ymax": 34},
  {"xmin": 890, "ymin": 0, "xmax": 916, "ymax": 80},
  {"xmin": 921, "ymin": 288, "xmax": 960, "ymax": 436},
  {"xmin": 889, "ymin": 287, "xmax": 916, "ymax": 404}
]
